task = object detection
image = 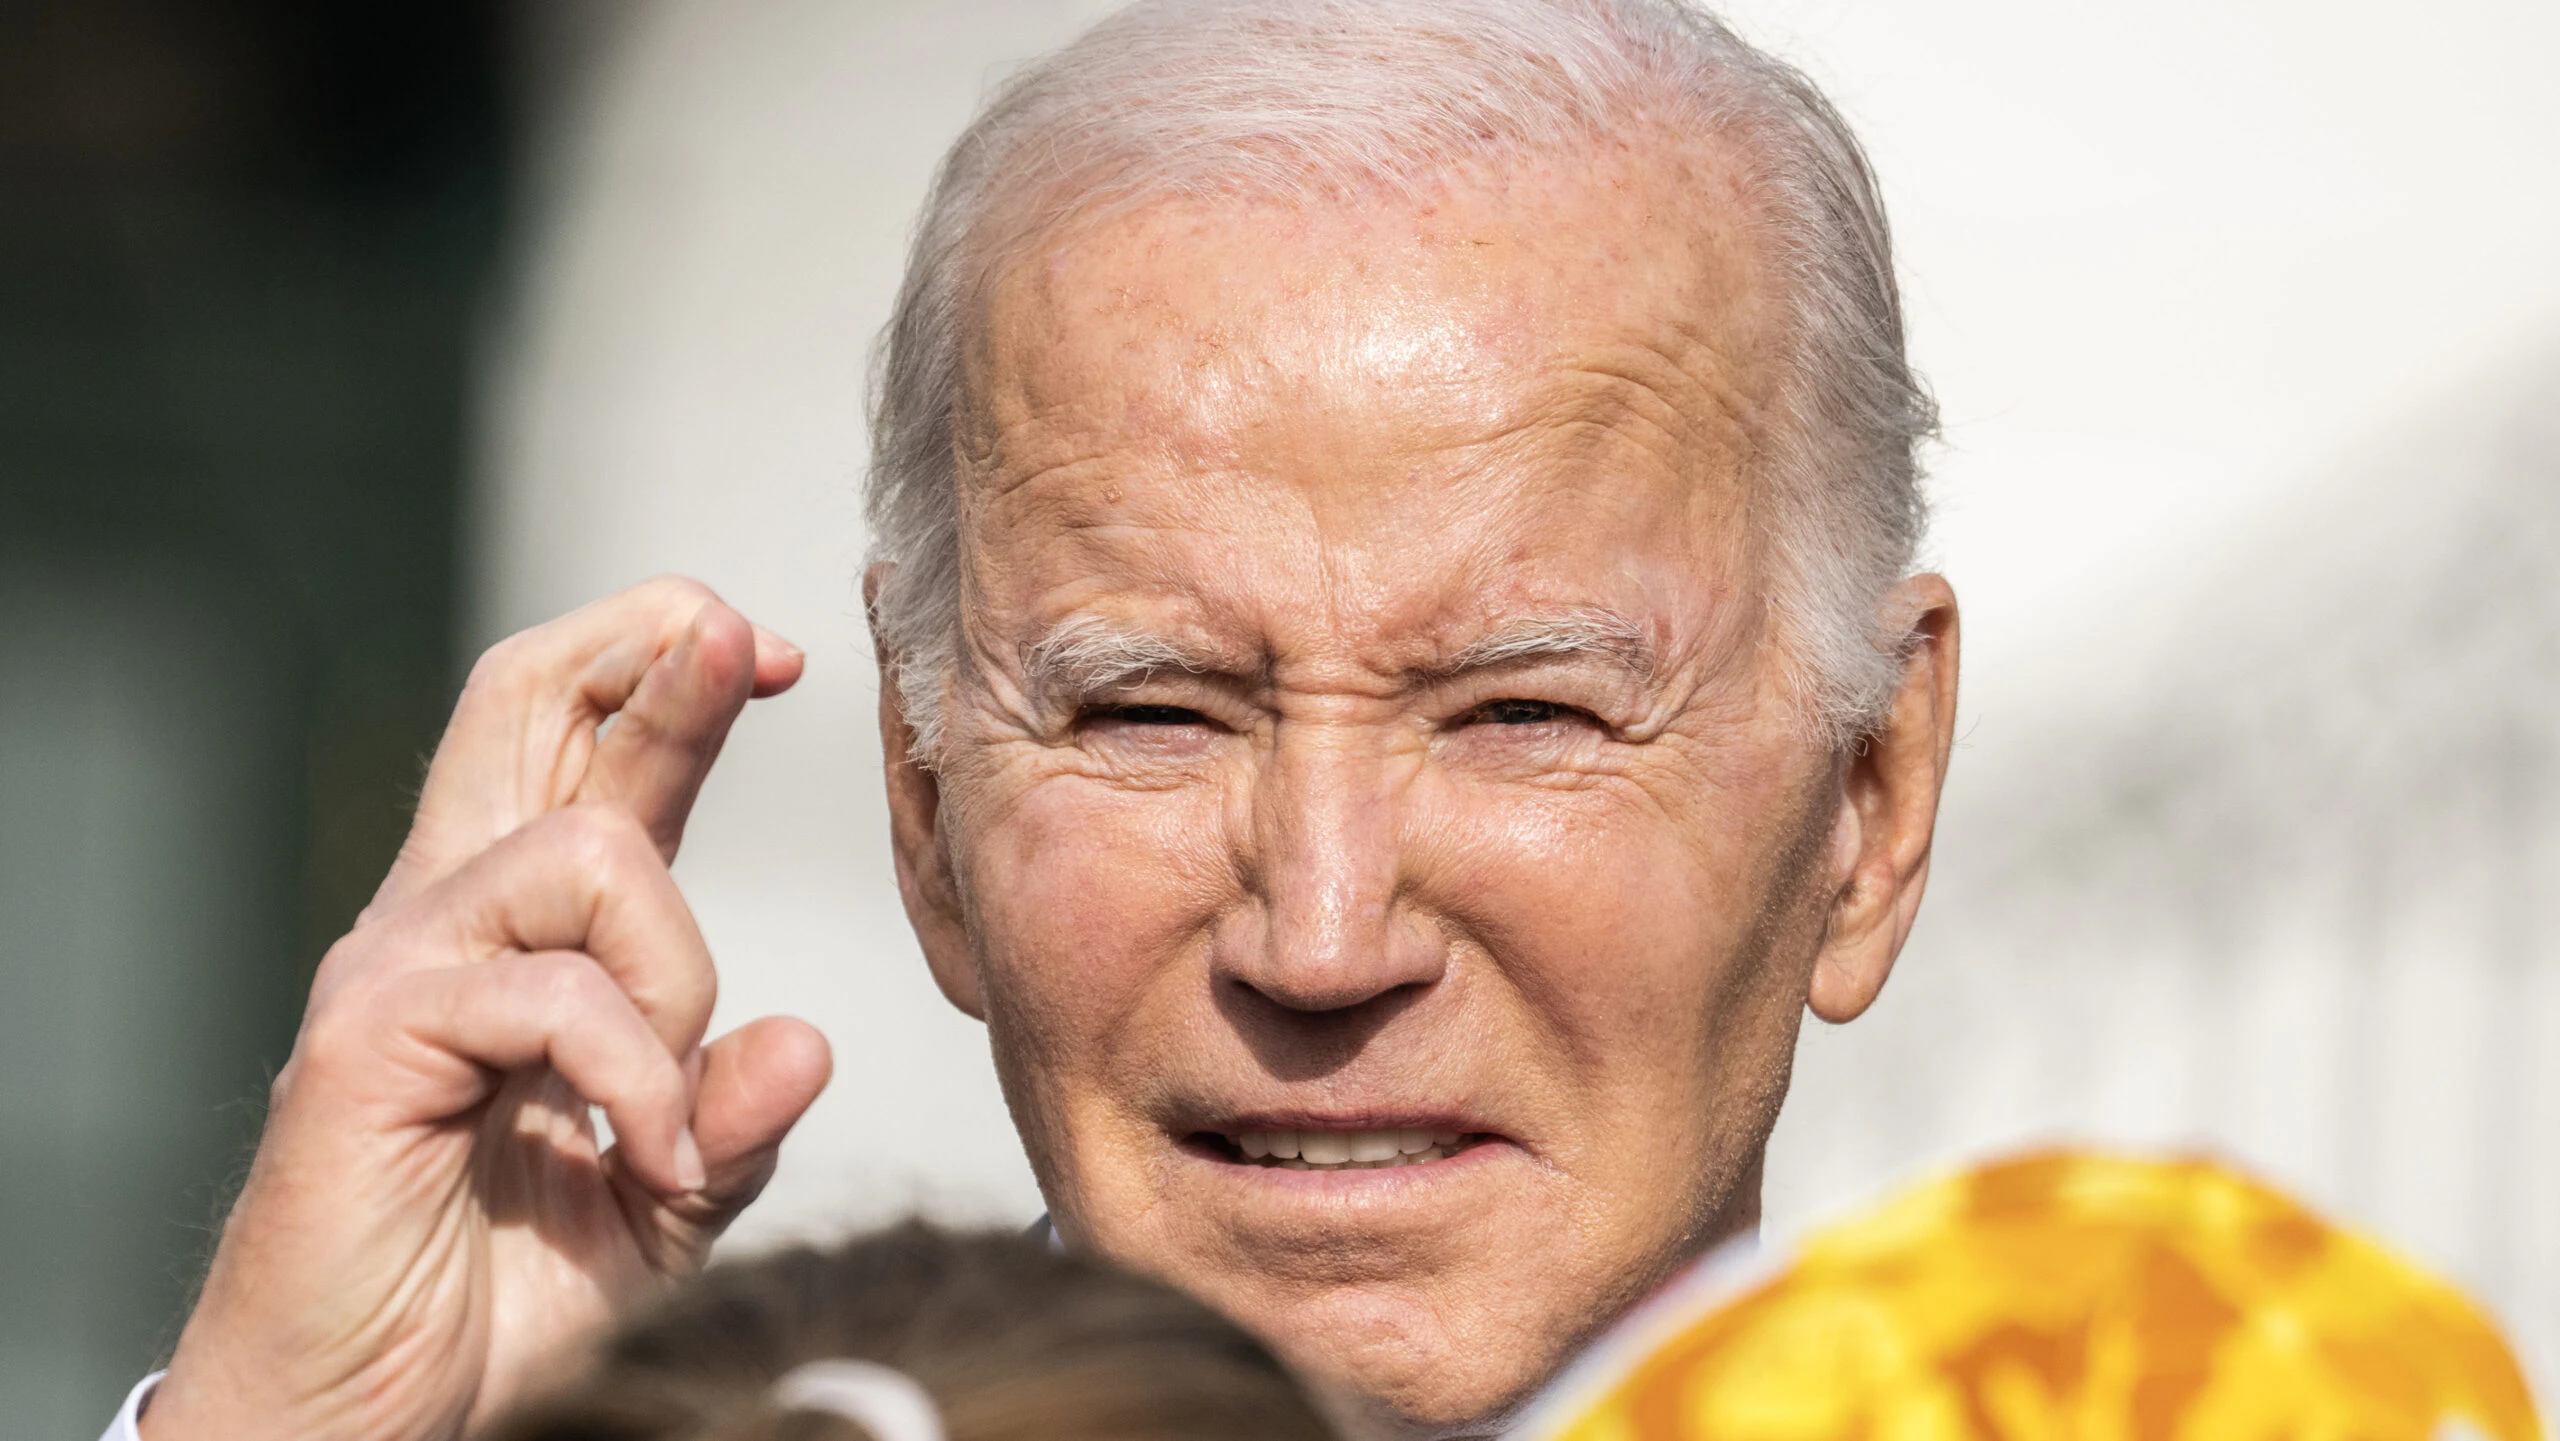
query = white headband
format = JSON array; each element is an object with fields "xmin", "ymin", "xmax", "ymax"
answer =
[{"xmin": 768, "ymin": 1359, "xmax": 948, "ymax": 1441}]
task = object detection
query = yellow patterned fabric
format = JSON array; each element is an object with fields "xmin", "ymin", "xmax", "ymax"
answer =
[{"xmin": 1538, "ymin": 1151, "xmax": 2541, "ymax": 1441}]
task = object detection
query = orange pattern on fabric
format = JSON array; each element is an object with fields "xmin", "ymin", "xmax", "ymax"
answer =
[{"xmin": 1541, "ymin": 1151, "xmax": 2541, "ymax": 1441}]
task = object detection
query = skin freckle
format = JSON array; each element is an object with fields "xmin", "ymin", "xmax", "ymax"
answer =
[{"xmin": 886, "ymin": 129, "xmax": 1952, "ymax": 1433}]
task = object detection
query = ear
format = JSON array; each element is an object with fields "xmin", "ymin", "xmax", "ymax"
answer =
[
  {"xmin": 867, "ymin": 563, "xmax": 985, "ymax": 1020},
  {"xmin": 1806, "ymin": 574, "xmax": 1960, "ymax": 1024}
]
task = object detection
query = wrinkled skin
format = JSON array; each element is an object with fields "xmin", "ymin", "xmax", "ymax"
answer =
[
  {"xmin": 146, "ymin": 581, "xmax": 835, "ymax": 1441},
  {"xmin": 139, "ymin": 139, "xmax": 1952, "ymax": 1441},
  {"xmin": 876, "ymin": 143, "xmax": 1959, "ymax": 1434}
]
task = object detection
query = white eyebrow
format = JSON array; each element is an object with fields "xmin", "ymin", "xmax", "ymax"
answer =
[
  {"xmin": 1434, "ymin": 609, "xmax": 1656, "ymax": 680},
  {"xmin": 1019, "ymin": 616, "xmax": 1223, "ymax": 704},
  {"xmin": 1018, "ymin": 607, "xmax": 1656, "ymax": 707}
]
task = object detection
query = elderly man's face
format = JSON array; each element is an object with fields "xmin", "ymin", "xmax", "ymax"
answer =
[{"xmin": 879, "ymin": 148, "xmax": 1947, "ymax": 1429}]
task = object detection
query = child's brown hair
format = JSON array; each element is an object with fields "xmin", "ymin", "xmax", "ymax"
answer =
[{"xmin": 485, "ymin": 1220, "xmax": 1337, "ymax": 1441}]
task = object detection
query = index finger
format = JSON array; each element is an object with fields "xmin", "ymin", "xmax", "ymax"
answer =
[{"xmin": 376, "ymin": 576, "xmax": 802, "ymax": 911}]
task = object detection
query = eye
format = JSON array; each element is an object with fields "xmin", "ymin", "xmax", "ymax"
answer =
[
  {"xmin": 1091, "ymin": 703, "xmax": 1210, "ymax": 727},
  {"xmin": 1075, "ymin": 702, "xmax": 1224, "ymax": 764},
  {"xmin": 1075, "ymin": 702, "xmax": 1224, "ymax": 743},
  {"xmin": 1462, "ymin": 698, "xmax": 1588, "ymax": 727}
]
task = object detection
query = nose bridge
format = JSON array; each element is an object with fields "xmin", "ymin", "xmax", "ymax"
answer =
[{"xmin": 1240, "ymin": 714, "xmax": 1436, "ymax": 1010}]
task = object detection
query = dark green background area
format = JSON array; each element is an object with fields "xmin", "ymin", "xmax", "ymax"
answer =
[{"xmin": 0, "ymin": 3, "xmax": 509, "ymax": 1432}]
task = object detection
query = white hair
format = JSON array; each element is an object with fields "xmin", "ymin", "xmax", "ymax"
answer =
[
  {"xmin": 1014, "ymin": 608, "xmax": 1656, "ymax": 711},
  {"xmin": 1018, "ymin": 615, "xmax": 1215, "ymax": 709},
  {"xmin": 866, "ymin": 0, "xmax": 1934, "ymax": 762}
]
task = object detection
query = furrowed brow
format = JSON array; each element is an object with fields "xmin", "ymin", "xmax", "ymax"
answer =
[
  {"xmin": 1019, "ymin": 617, "xmax": 1227, "ymax": 705},
  {"xmin": 1430, "ymin": 609, "xmax": 1657, "ymax": 682}
]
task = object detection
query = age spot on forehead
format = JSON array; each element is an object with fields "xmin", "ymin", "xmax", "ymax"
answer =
[
  {"xmin": 954, "ymin": 139, "xmax": 1784, "ymax": 681},
  {"xmin": 971, "ymin": 135, "xmax": 1777, "ymax": 476}
]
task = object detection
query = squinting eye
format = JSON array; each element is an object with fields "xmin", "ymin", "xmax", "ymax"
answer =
[
  {"xmin": 1092, "ymin": 704, "xmax": 1209, "ymax": 727},
  {"xmin": 1469, "ymin": 698, "xmax": 1574, "ymax": 726}
]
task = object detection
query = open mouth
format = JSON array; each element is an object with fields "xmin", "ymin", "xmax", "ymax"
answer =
[{"xmin": 1195, "ymin": 1127, "xmax": 1489, "ymax": 1171}]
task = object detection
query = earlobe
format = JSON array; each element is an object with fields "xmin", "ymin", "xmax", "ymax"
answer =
[
  {"xmin": 1803, "ymin": 575, "xmax": 1959, "ymax": 1026},
  {"xmin": 1806, "ymin": 857, "xmax": 1919, "ymax": 1023}
]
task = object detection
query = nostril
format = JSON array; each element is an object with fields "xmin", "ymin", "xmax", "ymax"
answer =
[
  {"xmin": 1223, "ymin": 969, "xmax": 1436, "ymax": 1022},
  {"xmin": 1220, "ymin": 943, "xmax": 1445, "ymax": 1012},
  {"xmin": 1242, "ymin": 929, "xmax": 1449, "ymax": 1014}
]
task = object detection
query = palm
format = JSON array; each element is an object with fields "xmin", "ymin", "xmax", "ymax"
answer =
[{"xmin": 471, "ymin": 1074, "xmax": 697, "ymax": 1430}]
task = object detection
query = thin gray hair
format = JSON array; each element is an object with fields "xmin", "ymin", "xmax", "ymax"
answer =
[{"xmin": 865, "ymin": 0, "xmax": 1934, "ymax": 763}]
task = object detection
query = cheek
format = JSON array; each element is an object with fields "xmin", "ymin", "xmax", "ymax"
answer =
[
  {"xmin": 1416, "ymin": 774, "xmax": 1792, "ymax": 1071},
  {"xmin": 956, "ymin": 773, "xmax": 1234, "ymax": 1059}
]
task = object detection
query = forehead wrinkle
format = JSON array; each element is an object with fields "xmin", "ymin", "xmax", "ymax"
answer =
[
  {"xmin": 973, "ymin": 167, "xmax": 1775, "ymax": 475},
  {"xmin": 1577, "ymin": 334, "xmax": 1769, "ymax": 463},
  {"xmin": 1507, "ymin": 322, "xmax": 1768, "ymax": 474},
  {"xmin": 959, "ymin": 393, "xmax": 1163, "ymax": 507},
  {"xmin": 1329, "ymin": 321, "xmax": 1765, "ymax": 531}
]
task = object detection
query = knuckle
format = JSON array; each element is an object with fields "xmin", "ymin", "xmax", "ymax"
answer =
[
  {"xmin": 308, "ymin": 929, "xmax": 371, "ymax": 989},
  {"xmin": 548, "ymin": 801, "xmax": 655, "ymax": 874},
  {"xmin": 522, "ymin": 951, "xmax": 612, "ymax": 1019},
  {"xmin": 292, "ymin": 997, "xmax": 378, "ymax": 1080},
  {"xmin": 462, "ymin": 631, "xmax": 537, "ymax": 696},
  {"xmin": 638, "ymin": 573, "xmax": 717, "ymax": 616}
]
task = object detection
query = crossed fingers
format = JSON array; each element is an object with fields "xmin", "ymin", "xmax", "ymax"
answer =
[
  {"xmin": 372, "ymin": 575, "xmax": 804, "ymax": 918},
  {"xmin": 307, "ymin": 805, "xmax": 719, "ymax": 1191},
  {"xmin": 291, "ymin": 576, "xmax": 821, "ymax": 1200}
]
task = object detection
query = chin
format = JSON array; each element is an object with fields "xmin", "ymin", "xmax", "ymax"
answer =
[
  {"xmin": 1245, "ymin": 1279, "xmax": 1573, "ymax": 1440},
  {"xmin": 1049, "ymin": 1113, "xmax": 1713, "ymax": 1437},
  {"xmin": 1103, "ymin": 1181, "xmax": 1598, "ymax": 1437}
]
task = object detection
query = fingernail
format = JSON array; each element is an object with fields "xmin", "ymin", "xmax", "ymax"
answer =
[{"xmin": 673, "ymin": 1127, "xmax": 708, "ymax": 1192}]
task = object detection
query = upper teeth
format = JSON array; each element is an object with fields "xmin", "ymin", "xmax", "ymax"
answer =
[{"xmin": 1234, "ymin": 1128, "xmax": 1465, "ymax": 1168}]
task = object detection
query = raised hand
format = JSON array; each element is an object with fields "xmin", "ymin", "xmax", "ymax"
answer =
[{"xmin": 144, "ymin": 578, "xmax": 835, "ymax": 1441}]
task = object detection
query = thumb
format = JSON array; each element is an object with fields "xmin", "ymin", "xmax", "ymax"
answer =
[{"xmin": 656, "ymin": 1015, "xmax": 833, "ymax": 1234}]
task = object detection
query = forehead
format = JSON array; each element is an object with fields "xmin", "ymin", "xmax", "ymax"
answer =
[{"xmin": 958, "ymin": 143, "xmax": 1781, "ymax": 659}]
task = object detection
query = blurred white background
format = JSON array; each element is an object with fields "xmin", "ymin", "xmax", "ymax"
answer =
[{"xmin": 472, "ymin": 0, "xmax": 2560, "ymax": 1390}]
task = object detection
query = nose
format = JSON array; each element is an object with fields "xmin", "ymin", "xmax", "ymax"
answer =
[{"xmin": 1219, "ymin": 720, "xmax": 1446, "ymax": 1012}]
